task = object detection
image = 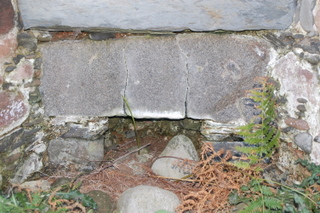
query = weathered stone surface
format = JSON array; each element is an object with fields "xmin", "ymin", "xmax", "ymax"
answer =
[
  {"xmin": 294, "ymin": 132, "xmax": 313, "ymax": 154},
  {"xmin": 18, "ymin": 0, "xmax": 296, "ymax": 31},
  {"xmin": 125, "ymin": 36, "xmax": 187, "ymax": 119},
  {"xmin": 299, "ymin": 0, "xmax": 316, "ymax": 34},
  {"xmin": 0, "ymin": 0, "xmax": 15, "ymax": 34},
  {"xmin": 201, "ymin": 120, "xmax": 241, "ymax": 141},
  {"xmin": 6, "ymin": 59, "xmax": 34, "ymax": 84},
  {"xmin": 87, "ymin": 190, "xmax": 114, "ymax": 213},
  {"xmin": 48, "ymin": 137, "xmax": 104, "ymax": 166},
  {"xmin": 315, "ymin": 0, "xmax": 320, "ymax": 33},
  {"xmin": 0, "ymin": 128, "xmax": 40, "ymax": 153},
  {"xmin": 10, "ymin": 153, "xmax": 43, "ymax": 184},
  {"xmin": 39, "ymin": 40, "xmax": 127, "ymax": 116},
  {"xmin": 0, "ymin": 34, "xmax": 17, "ymax": 60},
  {"xmin": 151, "ymin": 135, "xmax": 198, "ymax": 179},
  {"xmin": 61, "ymin": 119, "xmax": 108, "ymax": 140},
  {"xmin": 17, "ymin": 32, "xmax": 37, "ymax": 52},
  {"xmin": 117, "ymin": 185, "xmax": 180, "ymax": 213},
  {"xmin": 0, "ymin": 91, "xmax": 29, "ymax": 136},
  {"xmin": 40, "ymin": 34, "xmax": 269, "ymax": 120},
  {"xmin": 178, "ymin": 34, "xmax": 269, "ymax": 121},
  {"xmin": 272, "ymin": 52, "xmax": 320, "ymax": 163},
  {"xmin": 284, "ymin": 117, "xmax": 310, "ymax": 130}
]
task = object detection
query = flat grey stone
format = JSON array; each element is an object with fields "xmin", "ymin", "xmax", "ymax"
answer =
[
  {"xmin": 300, "ymin": 0, "xmax": 316, "ymax": 34},
  {"xmin": 124, "ymin": 36, "xmax": 187, "ymax": 119},
  {"xmin": 10, "ymin": 153, "xmax": 43, "ymax": 184},
  {"xmin": 151, "ymin": 135, "xmax": 198, "ymax": 179},
  {"xmin": 48, "ymin": 137, "xmax": 104, "ymax": 166},
  {"xmin": 177, "ymin": 33, "xmax": 270, "ymax": 122},
  {"xmin": 39, "ymin": 40, "xmax": 127, "ymax": 116},
  {"xmin": 117, "ymin": 185, "xmax": 180, "ymax": 213},
  {"xmin": 39, "ymin": 34, "xmax": 269, "ymax": 121},
  {"xmin": 18, "ymin": 0, "xmax": 295, "ymax": 31},
  {"xmin": 294, "ymin": 132, "xmax": 313, "ymax": 154}
]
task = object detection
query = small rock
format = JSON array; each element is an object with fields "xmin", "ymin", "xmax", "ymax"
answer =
[
  {"xmin": 296, "ymin": 105, "xmax": 306, "ymax": 112},
  {"xmin": 48, "ymin": 138, "xmax": 104, "ymax": 167},
  {"xmin": 314, "ymin": 135, "xmax": 320, "ymax": 143},
  {"xmin": 13, "ymin": 55, "xmax": 24, "ymax": 64},
  {"xmin": 17, "ymin": 32, "xmax": 37, "ymax": 52},
  {"xmin": 292, "ymin": 34, "xmax": 304, "ymax": 39},
  {"xmin": 297, "ymin": 98, "xmax": 308, "ymax": 103},
  {"xmin": 294, "ymin": 132, "xmax": 313, "ymax": 154},
  {"xmin": 284, "ymin": 117, "xmax": 309, "ymax": 130},
  {"xmin": 20, "ymin": 180, "xmax": 50, "ymax": 191},
  {"xmin": 51, "ymin": 177, "xmax": 72, "ymax": 189},
  {"xmin": 117, "ymin": 185, "xmax": 180, "ymax": 213},
  {"xmin": 87, "ymin": 190, "xmax": 114, "ymax": 213},
  {"xmin": 89, "ymin": 32, "xmax": 116, "ymax": 40},
  {"xmin": 5, "ymin": 66, "xmax": 16, "ymax": 72},
  {"xmin": 151, "ymin": 135, "xmax": 199, "ymax": 179}
]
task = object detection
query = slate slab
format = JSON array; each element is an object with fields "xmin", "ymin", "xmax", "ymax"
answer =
[
  {"xmin": 177, "ymin": 33, "xmax": 270, "ymax": 122},
  {"xmin": 39, "ymin": 40, "xmax": 127, "ymax": 116},
  {"xmin": 48, "ymin": 137, "xmax": 104, "ymax": 166},
  {"xmin": 18, "ymin": 0, "xmax": 296, "ymax": 31},
  {"xmin": 124, "ymin": 36, "xmax": 187, "ymax": 119}
]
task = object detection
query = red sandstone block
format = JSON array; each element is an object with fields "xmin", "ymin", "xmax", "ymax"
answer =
[
  {"xmin": 0, "ymin": 0, "xmax": 15, "ymax": 35},
  {"xmin": 0, "ymin": 91, "xmax": 28, "ymax": 129},
  {"xmin": 0, "ymin": 35, "xmax": 17, "ymax": 59}
]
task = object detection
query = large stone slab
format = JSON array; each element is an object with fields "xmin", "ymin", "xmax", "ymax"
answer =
[
  {"xmin": 39, "ymin": 34, "xmax": 270, "ymax": 121},
  {"xmin": 124, "ymin": 36, "xmax": 187, "ymax": 119},
  {"xmin": 18, "ymin": 0, "xmax": 296, "ymax": 31},
  {"xmin": 177, "ymin": 34, "xmax": 270, "ymax": 122},
  {"xmin": 39, "ymin": 40, "xmax": 127, "ymax": 116}
]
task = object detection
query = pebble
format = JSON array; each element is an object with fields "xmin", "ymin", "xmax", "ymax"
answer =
[
  {"xmin": 297, "ymin": 98, "xmax": 308, "ymax": 103},
  {"xmin": 296, "ymin": 105, "xmax": 306, "ymax": 112},
  {"xmin": 294, "ymin": 132, "xmax": 313, "ymax": 154},
  {"xmin": 5, "ymin": 66, "xmax": 16, "ymax": 72},
  {"xmin": 314, "ymin": 136, "xmax": 320, "ymax": 143},
  {"xmin": 284, "ymin": 117, "xmax": 309, "ymax": 130}
]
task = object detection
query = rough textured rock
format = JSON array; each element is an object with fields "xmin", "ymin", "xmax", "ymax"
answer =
[
  {"xmin": 151, "ymin": 135, "xmax": 198, "ymax": 179},
  {"xmin": 178, "ymin": 33, "xmax": 269, "ymax": 121},
  {"xmin": 0, "ymin": 34, "xmax": 17, "ymax": 60},
  {"xmin": 284, "ymin": 117, "xmax": 310, "ymax": 130},
  {"xmin": 61, "ymin": 119, "xmax": 108, "ymax": 140},
  {"xmin": 125, "ymin": 36, "xmax": 187, "ymax": 118},
  {"xmin": 48, "ymin": 137, "xmax": 104, "ymax": 168},
  {"xmin": 0, "ymin": 0, "xmax": 15, "ymax": 34},
  {"xmin": 87, "ymin": 190, "xmax": 114, "ymax": 213},
  {"xmin": 294, "ymin": 132, "xmax": 313, "ymax": 154},
  {"xmin": 272, "ymin": 52, "xmax": 320, "ymax": 163},
  {"xmin": 201, "ymin": 120, "xmax": 242, "ymax": 142},
  {"xmin": 6, "ymin": 59, "xmax": 34, "ymax": 84},
  {"xmin": 40, "ymin": 34, "xmax": 268, "ymax": 121},
  {"xmin": 10, "ymin": 153, "xmax": 43, "ymax": 184},
  {"xmin": 18, "ymin": 0, "xmax": 296, "ymax": 31},
  {"xmin": 0, "ymin": 91, "xmax": 29, "ymax": 136},
  {"xmin": 117, "ymin": 185, "xmax": 180, "ymax": 213},
  {"xmin": 39, "ymin": 40, "xmax": 127, "ymax": 116},
  {"xmin": 299, "ymin": 0, "xmax": 316, "ymax": 34}
]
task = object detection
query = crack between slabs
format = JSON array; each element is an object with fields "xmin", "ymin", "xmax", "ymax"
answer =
[
  {"xmin": 123, "ymin": 46, "xmax": 129, "ymax": 114},
  {"xmin": 176, "ymin": 36, "xmax": 190, "ymax": 118}
]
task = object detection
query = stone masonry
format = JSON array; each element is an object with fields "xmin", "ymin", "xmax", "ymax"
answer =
[
  {"xmin": 0, "ymin": 0, "xmax": 320, "ymax": 188},
  {"xmin": 39, "ymin": 34, "xmax": 269, "ymax": 121}
]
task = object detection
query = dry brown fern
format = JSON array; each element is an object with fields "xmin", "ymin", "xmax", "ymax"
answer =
[{"xmin": 176, "ymin": 142, "xmax": 259, "ymax": 213}]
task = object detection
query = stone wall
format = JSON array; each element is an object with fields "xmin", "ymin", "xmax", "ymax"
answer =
[{"xmin": 0, "ymin": 0, "xmax": 320, "ymax": 186}]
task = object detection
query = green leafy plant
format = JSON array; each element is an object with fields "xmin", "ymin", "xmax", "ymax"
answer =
[
  {"xmin": 229, "ymin": 160, "xmax": 320, "ymax": 213},
  {"xmin": 0, "ymin": 186, "xmax": 97, "ymax": 213},
  {"xmin": 235, "ymin": 77, "xmax": 280, "ymax": 166},
  {"xmin": 123, "ymin": 96, "xmax": 141, "ymax": 154}
]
